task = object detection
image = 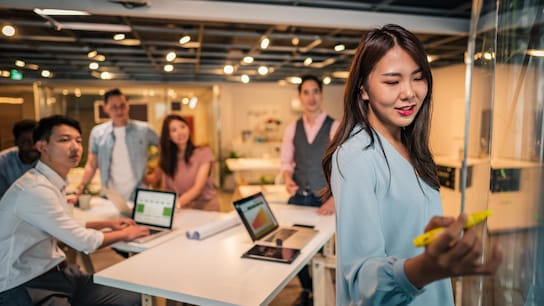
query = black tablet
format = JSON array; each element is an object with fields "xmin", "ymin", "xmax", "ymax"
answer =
[{"xmin": 242, "ymin": 244, "xmax": 300, "ymax": 264}]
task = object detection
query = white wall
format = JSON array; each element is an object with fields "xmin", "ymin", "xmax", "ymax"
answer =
[{"xmin": 218, "ymin": 82, "xmax": 344, "ymax": 158}]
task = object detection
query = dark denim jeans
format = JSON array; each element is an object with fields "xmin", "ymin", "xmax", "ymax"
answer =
[{"xmin": 287, "ymin": 192, "xmax": 322, "ymax": 208}]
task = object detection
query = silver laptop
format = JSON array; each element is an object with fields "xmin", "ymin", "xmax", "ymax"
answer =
[
  {"xmin": 233, "ymin": 192, "xmax": 317, "ymax": 249},
  {"xmin": 106, "ymin": 188, "xmax": 177, "ymax": 244}
]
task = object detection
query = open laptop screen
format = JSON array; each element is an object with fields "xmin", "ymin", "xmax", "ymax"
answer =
[
  {"xmin": 233, "ymin": 192, "xmax": 279, "ymax": 241},
  {"xmin": 132, "ymin": 188, "xmax": 176, "ymax": 229}
]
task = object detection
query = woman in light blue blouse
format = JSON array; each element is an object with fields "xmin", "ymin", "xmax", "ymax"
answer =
[{"xmin": 321, "ymin": 24, "xmax": 502, "ymax": 305}]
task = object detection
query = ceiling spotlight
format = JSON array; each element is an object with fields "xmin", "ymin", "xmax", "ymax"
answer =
[
  {"xmin": 323, "ymin": 76, "xmax": 331, "ymax": 85},
  {"xmin": 223, "ymin": 64, "xmax": 234, "ymax": 74},
  {"xmin": 334, "ymin": 44, "xmax": 345, "ymax": 52},
  {"xmin": 304, "ymin": 57, "xmax": 313, "ymax": 66},
  {"xmin": 287, "ymin": 76, "xmax": 302, "ymax": 84},
  {"xmin": 182, "ymin": 97, "xmax": 190, "ymax": 104},
  {"xmin": 427, "ymin": 55, "xmax": 434, "ymax": 63},
  {"xmin": 291, "ymin": 37, "xmax": 299, "ymax": 46},
  {"xmin": 113, "ymin": 33, "xmax": 125, "ymax": 41},
  {"xmin": 260, "ymin": 37, "xmax": 270, "ymax": 49},
  {"xmin": 241, "ymin": 74, "xmax": 250, "ymax": 83},
  {"xmin": 15, "ymin": 60, "xmax": 25, "ymax": 67},
  {"xmin": 1, "ymin": 25, "xmax": 15, "ymax": 37},
  {"xmin": 87, "ymin": 50, "xmax": 97, "ymax": 58},
  {"xmin": 179, "ymin": 35, "xmax": 191, "ymax": 45},
  {"xmin": 483, "ymin": 51, "xmax": 494, "ymax": 60},
  {"xmin": 242, "ymin": 56, "xmax": 254, "ymax": 64},
  {"xmin": 100, "ymin": 71, "xmax": 112, "ymax": 80},
  {"xmin": 74, "ymin": 88, "xmax": 82, "ymax": 97},
  {"xmin": 527, "ymin": 49, "xmax": 544, "ymax": 57},
  {"xmin": 41, "ymin": 70, "xmax": 51, "ymax": 78},
  {"xmin": 189, "ymin": 96, "xmax": 198, "ymax": 109},
  {"xmin": 62, "ymin": 89, "xmax": 69, "ymax": 95},
  {"xmin": 95, "ymin": 54, "xmax": 106, "ymax": 61},
  {"xmin": 166, "ymin": 51, "xmax": 176, "ymax": 62},
  {"xmin": 89, "ymin": 62, "xmax": 99, "ymax": 70},
  {"xmin": 257, "ymin": 66, "xmax": 269, "ymax": 75},
  {"xmin": 164, "ymin": 64, "xmax": 174, "ymax": 72}
]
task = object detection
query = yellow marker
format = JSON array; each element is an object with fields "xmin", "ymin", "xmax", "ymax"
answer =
[{"xmin": 413, "ymin": 210, "xmax": 493, "ymax": 248}]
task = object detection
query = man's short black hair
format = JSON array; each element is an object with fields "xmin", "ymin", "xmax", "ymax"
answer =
[
  {"xmin": 297, "ymin": 75, "xmax": 323, "ymax": 93},
  {"xmin": 33, "ymin": 115, "xmax": 81, "ymax": 143},
  {"xmin": 12, "ymin": 119, "xmax": 37, "ymax": 140},
  {"xmin": 104, "ymin": 88, "xmax": 125, "ymax": 104}
]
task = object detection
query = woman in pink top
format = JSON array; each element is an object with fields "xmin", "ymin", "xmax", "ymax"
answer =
[{"xmin": 149, "ymin": 114, "xmax": 219, "ymax": 211}]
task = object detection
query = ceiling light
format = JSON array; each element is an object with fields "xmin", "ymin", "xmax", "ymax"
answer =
[
  {"xmin": 1, "ymin": 25, "xmax": 15, "ymax": 37},
  {"xmin": 62, "ymin": 89, "xmax": 69, "ymax": 95},
  {"xmin": 334, "ymin": 44, "xmax": 345, "ymax": 52},
  {"xmin": 41, "ymin": 70, "xmax": 51, "ymax": 78},
  {"xmin": 164, "ymin": 64, "xmax": 174, "ymax": 72},
  {"xmin": 182, "ymin": 97, "xmax": 190, "ymax": 104},
  {"xmin": 258, "ymin": 66, "xmax": 268, "ymax": 75},
  {"xmin": 331, "ymin": 71, "xmax": 350, "ymax": 79},
  {"xmin": 291, "ymin": 37, "xmax": 299, "ymax": 46},
  {"xmin": 99, "ymin": 89, "xmax": 105, "ymax": 95},
  {"xmin": 95, "ymin": 54, "xmax": 106, "ymax": 61},
  {"xmin": 260, "ymin": 37, "xmax": 270, "ymax": 49},
  {"xmin": 241, "ymin": 74, "xmax": 250, "ymax": 83},
  {"xmin": 287, "ymin": 76, "xmax": 302, "ymax": 84},
  {"xmin": 15, "ymin": 60, "xmax": 25, "ymax": 67},
  {"xmin": 323, "ymin": 76, "xmax": 331, "ymax": 85},
  {"xmin": 527, "ymin": 49, "xmax": 544, "ymax": 57},
  {"xmin": 427, "ymin": 55, "xmax": 434, "ymax": 62},
  {"xmin": 33, "ymin": 8, "xmax": 89, "ymax": 16},
  {"xmin": 74, "ymin": 88, "xmax": 82, "ymax": 97},
  {"xmin": 1, "ymin": 70, "xmax": 10, "ymax": 77},
  {"xmin": 0, "ymin": 97, "xmax": 24, "ymax": 104},
  {"xmin": 189, "ymin": 96, "xmax": 198, "ymax": 109},
  {"xmin": 26, "ymin": 64, "xmax": 39, "ymax": 70},
  {"xmin": 304, "ymin": 57, "xmax": 313, "ymax": 66},
  {"xmin": 166, "ymin": 51, "xmax": 176, "ymax": 62},
  {"xmin": 87, "ymin": 50, "xmax": 97, "ymax": 58},
  {"xmin": 113, "ymin": 33, "xmax": 125, "ymax": 41},
  {"xmin": 224, "ymin": 64, "xmax": 234, "ymax": 74},
  {"xmin": 100, "ymin": 71, "xmax": 112, "ymax": 80},
  {"xmin": 243, "ymin": 56, "xmax": 254, "ymax": 64},
  {"xmin": 179, "ymin": 35, "xmax": 191, "ymax": 45},
  {"xmin": 89, "ymin": 62, "xmax": 99, "ymax": 70},
  {"xmin": 483, "ymin": 52, "xmax": 494, "ymax": 60}
]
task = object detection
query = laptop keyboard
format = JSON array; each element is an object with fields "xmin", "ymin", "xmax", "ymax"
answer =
[{"xmin": 133, "ymin": 229, "xmax": 169, "ymax": 243}]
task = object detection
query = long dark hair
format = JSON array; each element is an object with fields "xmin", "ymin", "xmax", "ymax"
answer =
[
  {"xmin": 159, "ymin": 114, "xmax": 196, "ymax": 178},
  {"xmin": 322, "ymin": 24, "xmax": 438, "ymax": 199}
]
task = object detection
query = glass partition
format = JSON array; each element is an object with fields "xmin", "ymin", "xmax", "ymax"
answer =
[{"xmin": 461, "ymin": 0, "xmax": 544, "ymax": 305}]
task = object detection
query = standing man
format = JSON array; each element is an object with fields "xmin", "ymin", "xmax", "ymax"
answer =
[
  {"xmin": 280, "ymin": 75, "xmax": 339, "ymax": 306},
  {"xmin": 77, "ymin": 88, "xmax": 159, "ymax": 200},
  {"xmin": 0, "ymin": 119, "xmax": 40, "ymax": 199},
  {"xmin": 0, "ymin": 115, "xmax": 149, "ymax": 305}
]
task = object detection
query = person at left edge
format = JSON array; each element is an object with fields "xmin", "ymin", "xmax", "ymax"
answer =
[
  {"xmin": 0, "ymin": 115, "xmax": 149, "ymax": 306},
  {"xmin": 0, "ymin": 119, "xmax": 39, "ymax": 199}
]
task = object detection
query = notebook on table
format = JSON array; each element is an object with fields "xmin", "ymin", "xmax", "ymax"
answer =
[
  {"xmin": 233, "ymin": 192, "xmax": 317, "ymax": 249},
  {"xmin": 130, "ymin": 188, "xmax": 177, "ymax": 244}
]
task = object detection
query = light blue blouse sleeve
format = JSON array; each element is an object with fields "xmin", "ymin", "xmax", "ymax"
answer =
[{"xmin": 332, "ymin": 143, "xmax": 423, "ymax": 305}]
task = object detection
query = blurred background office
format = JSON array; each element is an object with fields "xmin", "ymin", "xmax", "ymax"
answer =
[{"xmin": 0, "ymin": 0, "xmax": 543, "ymax": 305}]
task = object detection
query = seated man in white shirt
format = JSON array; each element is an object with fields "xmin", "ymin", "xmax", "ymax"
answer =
[{"xmin": 0, "ymin": 115, "xmax": 150, "ymax": 306}]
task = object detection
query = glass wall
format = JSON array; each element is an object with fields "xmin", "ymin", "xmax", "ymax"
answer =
[{"xmin": 461, "ymin": 0, "xmax": 544, "ymax": 305}]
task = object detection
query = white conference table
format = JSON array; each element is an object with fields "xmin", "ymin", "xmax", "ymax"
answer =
[
  {"xmin": 73, "ymin": 196, "xmax": 238, "ymax": 254},
  {"xmin": 94, "ymin": 204, "xmax": 335, "ymax": 306}
]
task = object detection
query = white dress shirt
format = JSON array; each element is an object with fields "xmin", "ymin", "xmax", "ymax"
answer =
[{"xmin": 0, "ymin": 161, "xmax": 104, "ymax": 291}]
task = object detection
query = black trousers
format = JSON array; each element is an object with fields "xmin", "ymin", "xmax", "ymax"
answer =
[{"xmin": 0, "ymin": 263, "xmax": 141, "ymax": 306}]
